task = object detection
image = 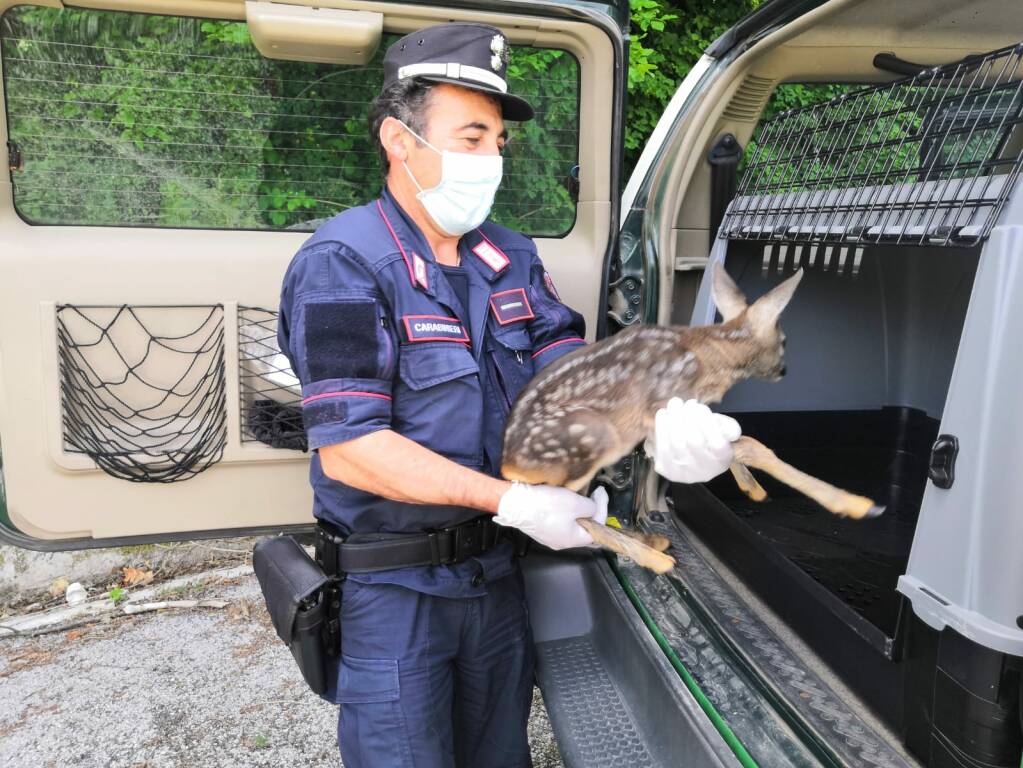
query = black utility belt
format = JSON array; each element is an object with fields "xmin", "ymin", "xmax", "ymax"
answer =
[
  {"xmin": 253, "ymin": 518, "xmax": 529, "ymax": 700},
  {"xmin": 314, "ymin": 516, "xmax": 529, "ymax": 576}
]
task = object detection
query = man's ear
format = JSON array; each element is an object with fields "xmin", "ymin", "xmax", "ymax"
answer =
[
  {"xmin": 747, "ymin": 269, "xmax": 803, "ymax": 332},
  {"xmin": 379, "ymin": 116, "xmax": 410, "ymax": 165},
  {"xmin": 711, "ymin": 262, "xmax": 748, "ymax": 322}
]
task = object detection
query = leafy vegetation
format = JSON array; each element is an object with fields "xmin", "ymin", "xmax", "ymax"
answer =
[
  {"xmin": 1, "ymin": 7, "xmax": 578, "ymax": 234},
  {"xmin": 624, "ymin": 0, "xmax": 869, "ymax": 184},
  {"xmin": 4, "ymin": 0, "xmax": 839, "ymax": 233},
  {"xmin": 625, "ymin": 0, "xmax": 760, "ymax": 175},
  {"xmin": 251, "ymin": 734, "xmax": 269, "ymax": 750}
]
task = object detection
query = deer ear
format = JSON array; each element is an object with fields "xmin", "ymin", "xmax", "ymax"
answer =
[
  {"xmin": 711, "ymin": 263, "xmax": 748, "ymax": 322},
  {"xmin": 747, "ymin": 269, "xmax": 804, "ymax": 332}
]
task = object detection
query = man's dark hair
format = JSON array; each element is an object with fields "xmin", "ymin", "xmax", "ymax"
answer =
[{"xmin": 367, "ymin": 78, "xmax": 435, "ymax": 175}]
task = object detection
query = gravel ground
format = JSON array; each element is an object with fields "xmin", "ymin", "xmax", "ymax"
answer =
[{"xmin": 0, "ymin": 568, "xmax": 564, "ymax": 767}]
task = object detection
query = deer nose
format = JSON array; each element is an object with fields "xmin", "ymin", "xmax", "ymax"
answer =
[{"xmin": 779, "ymin": 364, "xmax": 787, "ymax": 377}]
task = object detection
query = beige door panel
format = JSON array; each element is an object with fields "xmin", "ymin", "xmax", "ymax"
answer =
[{"xmin": 0, "ymin": 208, "xmax": 609, "ymax": 545}]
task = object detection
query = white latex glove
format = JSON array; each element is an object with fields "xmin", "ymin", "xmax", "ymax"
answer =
[
  {"xmin": 644, "ymin": 398, "xmax": 742, "ymax": 483},
  {"xmin": 494, "ymin": 484, "xmax": 609, "ymax": 550}
]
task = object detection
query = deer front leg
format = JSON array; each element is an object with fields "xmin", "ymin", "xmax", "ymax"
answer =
[
  {"xmin": 732, "ymin": 436, "xmax": 884, "ymax": 519},
  {"xmin": 729, "ymin": 462, "xmax": 767, "ymax": 501}
]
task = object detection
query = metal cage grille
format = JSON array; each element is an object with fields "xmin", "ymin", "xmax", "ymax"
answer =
[
  {"xmin": 237, "ymin": 306, "xmax": 306, "ymax": 451},
  {"xmin": 721, "ymin": 42, "xmax": 1023, "ymax": 247}
]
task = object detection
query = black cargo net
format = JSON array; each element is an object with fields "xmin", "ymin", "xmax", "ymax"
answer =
[
  {"xmin": 238, "ymin": 306, "xmax": 306, "ymax": 451},
  {"xmin": 723, "ymin": 42, "xmax": 1023, "ymax": 249},
  {"xmin": 56, "ymin": 305, "xmax": 227, "ymax": 482}
]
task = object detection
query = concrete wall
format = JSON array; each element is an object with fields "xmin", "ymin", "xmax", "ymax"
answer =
[{"xmin": 0, "ymin": 537, "xmax": 258, "ymax": 610}]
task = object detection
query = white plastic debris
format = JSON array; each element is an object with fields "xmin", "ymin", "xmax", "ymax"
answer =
[{"xmin": 65, "ymin": 582, "xmax": 87, "ymax": 606}]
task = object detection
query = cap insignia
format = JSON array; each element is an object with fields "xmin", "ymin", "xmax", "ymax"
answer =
[{"xmin": 490, "ymin": 34, "xmax": 508, "ymax": 72}]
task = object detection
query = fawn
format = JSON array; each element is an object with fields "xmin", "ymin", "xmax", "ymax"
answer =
[{"xmin": 501, "ymin": 264, "xmax": 882, "ymax": 572}]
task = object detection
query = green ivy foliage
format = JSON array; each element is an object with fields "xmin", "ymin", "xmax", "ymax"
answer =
[{"xmin": 625, "ymin": 0, "xmax": 760, "ymax": 176}]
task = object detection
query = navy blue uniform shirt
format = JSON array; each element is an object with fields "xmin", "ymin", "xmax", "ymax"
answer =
[
  {"xmin": 278, "ymin": 186, "xmax": 586, "ymax": 597},
  {"xmin": 438, "ymin": 263, "xmax": 470, "ymax": 327}
]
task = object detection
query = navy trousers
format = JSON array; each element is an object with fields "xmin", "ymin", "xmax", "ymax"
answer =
[{"xmin": 333, "ymin": 570, "xmax": 535, "ymax": 768}]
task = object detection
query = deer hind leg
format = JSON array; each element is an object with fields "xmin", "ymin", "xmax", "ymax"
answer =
[
  {"xmin": 501, "ymin": 409, "xmax": 616, "ymax": 490},
  {"xmin": 501, "ymin": 463, "xmax": 571, "ymax": 487},
  {"xmin": 556, "ymin": 409, "xmax": 633, "ymax": 493},
  {"xmin": 732, "ymin": 436, "xmax": 884, "ymax": 520},
  {"xmin": 577, "ymin": 520, "xmax": 676, "ymax": 573},
  {"xmin": 504, "ymin": 409, "xmax": 676, "ymax": 573},
  {"xmin": 612, "ymin": 528, "xmax": 671, "ymax": 552}
]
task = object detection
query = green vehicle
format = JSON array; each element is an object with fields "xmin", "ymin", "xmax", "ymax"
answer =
[{"xmin": 1, "ymin": 0, "xmax": 1021, "ymax": 765}]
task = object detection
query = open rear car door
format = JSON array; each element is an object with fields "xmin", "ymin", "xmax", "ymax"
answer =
[{"xmin": 0, "ymin": 0, "xmax": 627, "ymax": 548}]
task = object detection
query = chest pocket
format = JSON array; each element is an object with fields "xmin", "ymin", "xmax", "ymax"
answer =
[
  {"xmin": 485, "ymin": 326, "xmax": 535, "ymax": 415},
  {"xmin": 394, "ymin": 342, "xmax": 484, "ymax": 467}
]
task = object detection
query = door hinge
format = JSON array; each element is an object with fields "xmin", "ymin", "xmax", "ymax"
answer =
[
  {"xmin": 608, "ymin": 272, "xmax": 642, "ymax": 326},
  {"xmin": 928, "ymin": 434, "xmax": 959, "ymax": 489},
  {"xmin": 608, "ymin": 222, "xmax": 643, "ymax": 327},
  {"xmin": 597, "ymin": 452, "xmax": 634, "ymax": 491}
]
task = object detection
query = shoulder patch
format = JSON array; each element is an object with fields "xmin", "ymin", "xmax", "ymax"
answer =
[
  {"xmin": 304, "ymin": 300, "xmax": 382, "ymax": 381},
  {"xmin": 472, "ymin": 239, "xmax": 510, "ymax": 273},
  {"xmin": 413, "ymin": 253, "xmax": 429, "ymax": 290},
  {"xmin": 490, "ymin": 288, "xmax": 535, "ymax": 325}
]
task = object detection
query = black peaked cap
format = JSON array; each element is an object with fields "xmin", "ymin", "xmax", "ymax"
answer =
[{"xmin": 382, "ymin": 23, "xmax": 534, "ymax": 121}]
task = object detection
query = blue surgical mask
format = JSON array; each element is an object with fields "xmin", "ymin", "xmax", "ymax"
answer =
[{"xmin": 399, "ymin": 122, "xmax": 503, "ymax": 237}]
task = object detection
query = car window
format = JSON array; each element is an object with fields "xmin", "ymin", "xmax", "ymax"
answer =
[
  {"xmin": 738, "ymin": 83, "xmax": 855, "ymax": 177},
  {"xmin": 0, "ymin": 6, "xmax": 580, "ymax": 236}
]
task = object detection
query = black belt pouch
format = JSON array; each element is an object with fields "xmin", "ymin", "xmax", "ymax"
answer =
[{"xmin": 252, "ymin": 536, "xmax": 340, "ymax": 697}]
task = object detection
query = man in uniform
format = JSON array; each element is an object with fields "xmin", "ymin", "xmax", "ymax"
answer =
[{"xmin": 278, "ymin": 22, "xmax": 738, "ymax": 768}]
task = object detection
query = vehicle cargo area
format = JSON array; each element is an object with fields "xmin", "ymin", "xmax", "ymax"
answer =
[
  {"xmin": 672, "ymin": 230, "xmax": 1023, "ymax": 764},
  {"xmin": 671, "ymin": 37, "xmax": 1023, "ymax": 765},
  {"xmin": 696, "ymin": 242, "xmax": 974, "ymax": 627}
]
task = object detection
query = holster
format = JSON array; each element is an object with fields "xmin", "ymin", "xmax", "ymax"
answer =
[{"xmin": 252, "ymin": 535, "xmax": 342, "ymax": 698}]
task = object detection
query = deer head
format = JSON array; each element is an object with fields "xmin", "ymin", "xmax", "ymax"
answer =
[{"xmin": 711, "ymin": 262, "xmax": 803, "ymax": 381}]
